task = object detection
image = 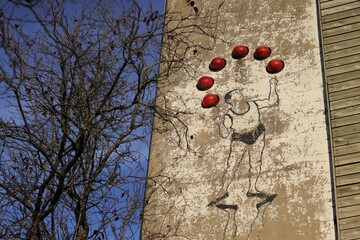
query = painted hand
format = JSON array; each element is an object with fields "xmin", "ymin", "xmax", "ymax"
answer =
[
  {"xmin": 223, "ymin": 114, "xmax": 232, "ymax": 128},
  {"xmin": 214, "ymin": 115, "xmax": 224, "ymax": 125},
  {"xmin": 269, "ymin": 78, "xmax": 278, "ymax": 86}
]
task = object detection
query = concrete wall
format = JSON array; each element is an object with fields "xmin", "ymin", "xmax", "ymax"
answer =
[{"xmin": 142, "ymin": 0, "xmax": 336, "ymax": 239}]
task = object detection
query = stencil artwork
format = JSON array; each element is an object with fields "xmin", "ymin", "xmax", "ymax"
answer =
[
  {"xmin": 208, "ymin": 78, "xmax": 279, "ymax": 210},
  {"xmin": 143, "ymin": 1, "xmax": 337, "ymax": 238},
  {"xmin": 201, "ymin": 45, "xmax": 284, "ymax": 238}
]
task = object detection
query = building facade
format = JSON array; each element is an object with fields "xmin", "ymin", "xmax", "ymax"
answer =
[{"xmin": 142, "ymin": 0, "xmax": 360, "ymax": 239}]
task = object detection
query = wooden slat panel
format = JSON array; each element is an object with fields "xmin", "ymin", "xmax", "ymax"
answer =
[
  {"xmin": 336, "ymin": 162, "xmax": 360, "ymax": 176},
  {"xmin": 332, "ymin": 123, "xmax": 360, "ymax": 137},
  {"xmin": 331, "ymin": 105, "xmax": 360, "ymax": 119},
  {"xmin": 338, "ymin": 204, "xmax": 360, "ymax": 218},
  {"xmin": 340, "ymin": 227, "xmax": 360, "ymax": 240},
  {"xmin": 322, "ymin": 7, "xmax": 360, "ymax": 23},
  {"xmin": 322, "ymin": 2, "xmax": 360, "ymax": 16},
  {"xmin": 324, "ymin": 30, "xmax": 360, "ymax": 45},
  {"xmin": 329, "ymin": 86, "xmax": 360, "ymax": 101},
  {"xmin": 324, "ymin": 21, "xmax": 360, "ymax": 37},
  {"xmin": 326, "ymin": 54, "xmax": 360, "ymax": 68},
  {"xmin": 330, "ymin": 96, "xmax": 360, "ymax": 110},
  {"xmin": 328, "ymin": 78, "xmax": 360, "ymax": 93},
  {"xmin": 327, "ymin": 70, "xmax": 360, "ymax": 85},
  {"xmin": 320, "ymin": 1, "xmax": 360, "ymax": 236},
  {"xmin": 340, "ymin": 215, "xmax": 360, "ymax": 230},
  {"xmin": 335, "ymin": 152, "xmax": 360, "ymax": 166},
  {"xmin": 337, "ymin": 172, "xmax": 360, "ymax": 186},
  {"xmin": 338, "ymin": 194, "xmax": 360, "ymax": 207},
  {"xmin": 334, "ymin": 133, "xmax": 360, "ymax": 147},
  {"xmin": 325, "ymin": 46, "xmax": 360, "ymax": 62},
  {"xmin": 323, "ymin": 15, "xmax": 360, "ymax": 30},
  {"xmin": 337, "ymin": 183, "xmax": 360, "ymax": 197},
  {"xmin": 325, "ymin": 38, "xmax": 360, "ymax": 54},
  {"xmin": 321, "ymin": 0, "xmax": 360, "ymax": 10},
  {"xmin": 332, "ymin": 114, "xmax": 360, "ymax": 128},
  {"xmin": 330, "ymin": 105, "xmax": 360, "ymax": 119}
]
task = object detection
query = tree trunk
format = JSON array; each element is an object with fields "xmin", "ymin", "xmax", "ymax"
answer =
[{"xmin": 75, "ymin": 201, "xmax": 89, "ymax": 240}]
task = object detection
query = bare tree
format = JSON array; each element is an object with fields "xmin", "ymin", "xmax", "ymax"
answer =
[{"xmin": 0, "ymin": 0, "xmax": 218, "ymax": 239}]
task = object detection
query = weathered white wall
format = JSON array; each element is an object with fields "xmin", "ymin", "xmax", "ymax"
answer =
[{"xmin": 142, "ymin": 0, "xmax": 336, "ymax": 239}]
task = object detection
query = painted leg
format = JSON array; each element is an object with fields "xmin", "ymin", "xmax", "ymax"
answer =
[
  {"xmin": 216, "ymin": 205, "xmax": 238, "ymax": 240},
  {"xmin": 246, "ymin": 135, "xmax": 265, "ymax": 195},
  {"xmin": 208, "ymin": 142, "xmax": 247, "ymax": 206},
  {"xmin": 246, "ymin": 133, "xmax": 277, "ymax": 208}
]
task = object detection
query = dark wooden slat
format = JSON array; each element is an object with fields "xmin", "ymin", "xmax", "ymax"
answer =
[
  {"xmin": 328, "ymin": 78, "xmax": 360, "ymax": 93},
  {"xmin": 338, "ymin": 194, "xmax": 360, "ymax": 207},
  {"xmin": 322, "ymin": 7, "xmax": 360, "ymax": 23},
  {"xmin": 332, "ymin": 123, "xmax": 360, "ymax": 137},
  {"xmin": 334, "ymin": 142, "xmax": 360, "ymax": 156},
  {"xmin": 324, "ymin": 30, "xmax": 360, "ymax": 45},
  {"xmin": 322, "ymin": 2, "xmax": 360, "ymax": 16},
  {"xmin": 337, "ymin": 183, "xmax": 360, "ymax": 197},
  {"xmin": 331, "ymin": 105, "xmax": 360, "ymax": 119},
  {"xmin": 340, "ymin": 215, "xmax": 360, "ymax": 230},
  {"xmin": 336, "ymin": 162, "xmax": 360, "ymax": 176},
  {"xmin": 334, "ymin": 133, "xmax": 360, "ymax": 147},
  {"xmin": 332, "ymin": 114, "xmax": 360, "ymax": 128},
  {"xmin": 330, "ymin": 96, "xmax": 360, "ymax": 110},
  {"xmin": 324, "ymin": 21, "xmax": 360, "ymax": 37},
  {"xmin": 327, "ymin": 61, "xmax": 360, "ymax": 76},
  {"xmin": 323, "ymin": 14, "xmax": 360, "ymax": 30},
  {"xmin": 338, "ymin": 204, "xmax": 360, "ymax": 218},
  {"xmin": 327, "ymin": 70, "xmax": 360, "ymax": 85},
  {"xmin": 329, "ymin": 86, "xmax": 360, "ymax": 101},
  {"xmin": 337, "ymin": 172, "xmax": 360, "ymax": 186},
  {"xmin": 325, "ymin": 38, "xmax": 360, "ymax": 54},
  {"xmin": 326, "ymin": 54, "xmax": 360, "ymax": 68},
  {"xmin": 335, "ymin": 152, "xmax": 360, "ymax": 166},
  {"xmin": 340, "ymin": 227, "xmax": 360, "ymax": 240},
  {"xmin": 325, "ymin": 46, "xmax": 360, "ymax": 62},
  {"xmin": 322, "ymin": 0, "xmax": 360, "ymax": 10}
]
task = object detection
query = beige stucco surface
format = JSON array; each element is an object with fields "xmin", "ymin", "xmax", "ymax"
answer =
[{"xmin": 142, "ymin": 0, "xmax": 336, "ymax": 239}]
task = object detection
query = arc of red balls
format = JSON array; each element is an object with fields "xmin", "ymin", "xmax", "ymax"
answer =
[{"xmin": 198, "ymin": 45, "xmax": 285, "ymax": 108}]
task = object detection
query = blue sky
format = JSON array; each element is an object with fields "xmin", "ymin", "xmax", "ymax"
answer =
[{"xmin": 0, "ymin": 0, "xmax": 166, "ymax": 239}]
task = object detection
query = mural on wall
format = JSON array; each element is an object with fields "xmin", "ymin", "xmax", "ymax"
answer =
[
  {"xmin": 208, "ymin": 78, "xmax": 279, "ymax": 209},
  {"xmin": 199, "ymin": 45, "xmax": 284, "ymax": 238},
  {"xmin": 143, "ymin": 1, "xmax": 337, "ymax": 239}
]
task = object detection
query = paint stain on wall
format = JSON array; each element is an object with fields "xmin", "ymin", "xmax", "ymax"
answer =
[{"xmin": 142, "ymin": 0, "xmax": 335, "ymax": 239}]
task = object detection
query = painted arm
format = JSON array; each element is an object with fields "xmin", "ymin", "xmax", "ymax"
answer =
[
  {"xmin": 215, "ymin": 114, "xmax": 233, "ymax": 138},
  {"xmin": 254, "ymin": 78, "xmax": 279, "ymax": 109}
]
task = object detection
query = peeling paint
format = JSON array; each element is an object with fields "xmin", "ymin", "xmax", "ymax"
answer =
[{"xmin": 142, "ymin": 0, "xmax": 335, "ymax": 239}]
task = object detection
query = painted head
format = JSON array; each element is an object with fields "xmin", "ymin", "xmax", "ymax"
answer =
[{"xmin": 224, "ymin": 89, "xmax": 243, "ymax": 104}]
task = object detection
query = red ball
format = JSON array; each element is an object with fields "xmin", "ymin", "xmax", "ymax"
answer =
[
  {"xmin": 231, "ymin": 45, "xmax": 249, "ymax": 59},
  {"xmin": 209, "ymin": 57, "xmax": 226, "ymax": 72},
  {"xmin": 197, "ymin": 76, "xmax": 214, "ymax": 91},
  {"xmin": 254, "ymin": 45, "xmax": 271, "ymax": 60},
  {"xmin": 266, "ymin": 59, "xmax": 285, "ymax": 74},
  {"xmin": 202, "ymin": 93, "xmax": 220, "ymax": 108}
]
